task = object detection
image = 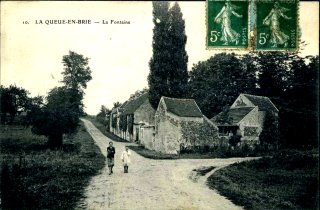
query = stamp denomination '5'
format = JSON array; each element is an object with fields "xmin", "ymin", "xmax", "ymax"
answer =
[
  {"xmin": 207, "ymin": 0, "xmax": 249, "ymax": 49},
  {"xmin": 256, "ymin": 0, "xmax": 298, "ymax": 50}
]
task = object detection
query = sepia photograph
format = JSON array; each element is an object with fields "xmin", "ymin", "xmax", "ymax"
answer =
[{"xmin": 0, "ymin": 1, "xmax": 319, "ymax": 209}]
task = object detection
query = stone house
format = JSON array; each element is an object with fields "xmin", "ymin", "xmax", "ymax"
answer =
[
  {"xmin": 109, "ymin": 101, "xmax": 128, "ymax": 136},
  {"xmin": 154, "ymin": 97, "xmax": 219, "ymax": 154},
  {"xmin": 121, "ymin": 93, "xmax": 156, "ymax": 142},
  {"xmin": 211, "ymin": 94, "xmax": 279, "ymax": 144}
]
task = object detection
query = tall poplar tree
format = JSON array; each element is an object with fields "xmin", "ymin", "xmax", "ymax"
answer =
[
  {"xmin": 148, "ymin": 2, "xmax": 189, "ymax": 109},
  {"xmin": 167, "ymin": 2, "xmax": 189, "ymax": 98},
  {"xmin": 148, "ymin": 1, "xmax": 170, "ymax": 109}
]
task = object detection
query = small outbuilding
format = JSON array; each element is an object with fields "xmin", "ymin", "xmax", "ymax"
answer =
[
  {"xmin": 154, "ymin": 97, "xmax": 219, "ymax": 154},
  {"xmin": 212, "ymin": 94, "xmax": 279, "ymax": 144}
]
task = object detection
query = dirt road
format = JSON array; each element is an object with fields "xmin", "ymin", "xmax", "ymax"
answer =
[{"xmin": 78, "ymin": 119, "xmax": 255, "ymax": 210}]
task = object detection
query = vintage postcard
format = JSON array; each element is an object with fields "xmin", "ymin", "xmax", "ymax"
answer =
[{"xmin": 1, "ymin": 1, "xmax": 319, "ymax": 210}]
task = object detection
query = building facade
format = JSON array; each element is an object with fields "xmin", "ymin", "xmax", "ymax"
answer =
[
  {"xmin": 154, "ymin": 97, "xmax": 219, "ymax": 154},
  {"xmin": 212, "ymin": 94, "xmax": 279, "ymax": 145}
]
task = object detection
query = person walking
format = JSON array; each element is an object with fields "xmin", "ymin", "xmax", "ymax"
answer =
[
  {"xmin": 107, "ymin": 142, "xmax": 115, "ymax": 175},
  {"xmin": 121, "ymin": 146, "xmax": 131, "ymax": 173}
]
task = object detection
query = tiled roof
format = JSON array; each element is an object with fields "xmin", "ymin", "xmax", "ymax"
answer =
[
  {"xmin": 162, "ymin": 97, "xmax": 203, "ymax": 117},
  {"xmin": 122, "ymin": 93, "xmax": 149, "ymax": 115},
  {"xmin": 228, "ymin": 107, "xmax": 255, "ymax": 124},
  {"xmin": 243, "ymin": 94, "xmax": 278, "ymax": 113},
  {"xmin": 212, "ymin": 107, "xmax": 254, "ymax": 125}
]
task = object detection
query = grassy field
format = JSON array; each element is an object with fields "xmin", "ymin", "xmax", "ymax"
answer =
[
  {"xmin": 0, "ymin": 123, "xmax": 105, "ymax": 209},
  {"xmin": 207, "ymin": 150, "xmax": 319, "ymax": 210}
]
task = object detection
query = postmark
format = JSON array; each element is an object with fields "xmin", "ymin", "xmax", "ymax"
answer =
[
  {"xmin": 207, "ymin": 0, "xmax": 249, "ymax": 49},
  {"xmin": 255, "ymin": 0, "xmax": 298, "ymax": 50}
]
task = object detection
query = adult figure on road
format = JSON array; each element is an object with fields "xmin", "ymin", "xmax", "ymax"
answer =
[
  {"xmin": 121, "ymin": 146, "xmax": 131, "ymax": 173},
  {"xmin": 107, "ymin": 141, "xmax": 115, "ymax": 175}
]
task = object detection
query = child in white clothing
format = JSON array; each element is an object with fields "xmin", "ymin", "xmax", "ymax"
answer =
[{"xmin": 121, "ymin": 146, "xmax": 131, "ymax": 173}]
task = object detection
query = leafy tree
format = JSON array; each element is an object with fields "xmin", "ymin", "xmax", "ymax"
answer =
[
  {"xmin": 96, "ymin": 105, "xmax": 111, "ymax": 130},
  {"xmin": 254, "ymin": 52, "xmax": 318, "ymax": 148},
  {"xmin": 23, "ymin": 96, "xmax": 44, "ymax": 127},
  {"xmin": 119, "ymin": 114, "xmax": 128, "ymax": 138},
  {"xmin": 189, "ymin": 53, "xmax": 257, "ymax": 118},
  {"xmin": 129, "ymin": 88, "xmax": 148, "ymax": 100},
  {"xmin": 255, "ymin": 52, "xmax": 293, "ymax": 97},
  {"xmin": 113, "ymin": 102, "xmax": 122, "ymax": 109},
  {"xmin": 109, "ymin": 102, "xmax": 122, "ymax": 133},
  {"xmin": 111, "ymin": 116, "xmax": 117, "ymax": 130},
  {"xmin": 0, "ymin": 85, "xmax": 30, "ymax": 124},
  {"xmin": 259, "ymin": 112, "xmax": 280, "ymax": 148},
  {"xmin": 96, "ymin": 105, "xmax": 110, "ymax": 118},
  {"xmin": 30, "ymin": 51, "xmax": 92, "ymax": 149},
  {"xmin": 119, "ymin": 114, "xmax": 127, "ymax": 132},
  {"xmin": 61, "ymin": 51, "xmax": 92, "ymax": 116},
  {"xmin": 61, "ymin": 51, "xmax": 92, "ymax": 90},
  {"xmin": 148, "ymin": 2, "xmax": 189, "ymax": 108},
  {"xmin": 31, "ymin": 87, "xmax": 80, "ymax": 149},
  {"xmin": 279, "ymin": 55, "xmax": 319, "ymax": 148}
]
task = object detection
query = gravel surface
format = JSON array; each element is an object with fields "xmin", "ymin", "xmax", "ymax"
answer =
[{"xmin": 78, "ymin": 119, "xmax": 257, "ymax": 210}]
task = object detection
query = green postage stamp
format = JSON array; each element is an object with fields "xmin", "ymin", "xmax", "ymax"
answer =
[
  {"xmin": 207, "ymin": 0, "xmax": 249, "ymax": 49},
  {"xmin": 207, "ymin": 0, "xmax": 299, "ymax": 51},
  {"xmin": 256, "ymin": 0, "xmax": 298, "ymax": 50}
]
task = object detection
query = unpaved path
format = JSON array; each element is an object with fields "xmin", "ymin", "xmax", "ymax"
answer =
[{"xmin": 78, "ymin": 119, "xmax": 257, "ymax": 210}]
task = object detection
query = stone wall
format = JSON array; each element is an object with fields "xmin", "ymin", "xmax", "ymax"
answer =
[
  {"xmin": 239, "ymin": 107, "xmax": 262, "ymax": 141},
  {"xmin": 180, "ymin": 117, "xmax": 219, "ymax": 148},
  {"xmin": 154, "ymin": 103, "xmax": 181, "ymax": 154},
  {"xmin": 140, "ymin": 126, "xmax": 155, "ymax": 150}
]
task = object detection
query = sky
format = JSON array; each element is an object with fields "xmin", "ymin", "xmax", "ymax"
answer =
[{"xmin": 1, "ymin": 1, "xmax": 319, "ymax": 115}]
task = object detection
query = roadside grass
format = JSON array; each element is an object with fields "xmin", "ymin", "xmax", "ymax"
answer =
[
  {"xmin": 85, "ymin": 116, "xmax": 128, "ymax": 142},
  {"xmin": 192, "ymin": 166, "xmax": 216, "ymax": 176},
  {"xmin": 207, "ymin": 150, "xmax": 319, "ymax": 210},
  {"xmin": 127, "ymin": 145, "xmax": 179, "ymax": 159},
  {"xmin": 127, "ymin": 145, "xmax": 266, "ymax": 160},
  {"xmin": 0, "ymin": 123, "xmax": 105, "ymax": 209},
  {"xmin": 189, "ymin": 166, "xmax": 216, "ymax": 183}
]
